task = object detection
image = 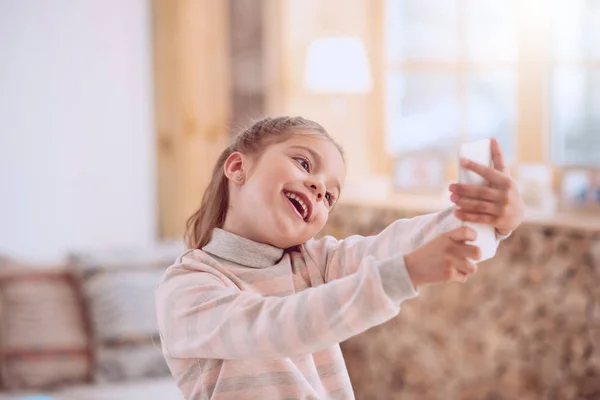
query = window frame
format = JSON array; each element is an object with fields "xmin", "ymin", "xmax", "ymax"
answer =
[{"xmin": 381, "ymin": 0, "xmax": 598, "ymax": 190}]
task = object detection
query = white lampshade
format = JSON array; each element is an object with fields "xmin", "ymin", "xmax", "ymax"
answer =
[{"xmin": 304, "ymin": 36, "xmax": 373, "ymax": 93}]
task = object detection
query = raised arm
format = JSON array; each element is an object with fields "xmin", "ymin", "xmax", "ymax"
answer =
[
  {"xmin": 304, "ymin": 206, "xmax": 469, "ymax": 282},
  {"xmin": 156, "ymin": 251, "xmax": 417, "ymax": 361}
]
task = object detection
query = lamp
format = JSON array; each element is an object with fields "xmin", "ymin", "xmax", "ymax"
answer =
[
  {"xmin": 302, "ymin": 36, "xmax": 374, "ymax": 186},
  {"xmin": 304, "ymin": 36, "xmax": 372, "ymax": 94}
]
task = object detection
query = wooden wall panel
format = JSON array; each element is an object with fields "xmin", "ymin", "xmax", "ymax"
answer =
[
  {"xmin": 516, "ymin": 0, "xmax": 550, "ymax": 164},
  {"xmin": 153, "ymin": 0, "xmax": 231, "ymax": 239},
  {"xmin": 263, "ymin": 0, "xmax": 385, "ymax": 180}
]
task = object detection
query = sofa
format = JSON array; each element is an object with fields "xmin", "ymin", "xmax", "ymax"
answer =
[
  {"xmin": 0, "ymin": 242, "xmax": 185, "ymax": 400},
  {"xmin": 321, "ymin": 201, "xmax": 600, "ymax": 400},
  {"xmin": 0, "ymin": 377, "xmax": 182, "ymax": 400}
]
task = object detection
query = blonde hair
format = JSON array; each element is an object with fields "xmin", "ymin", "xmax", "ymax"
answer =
[{"xmin": 185, "ymin": 116, "xmax": 344, "ymax": 249}]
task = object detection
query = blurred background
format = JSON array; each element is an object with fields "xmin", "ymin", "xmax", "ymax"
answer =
[{"xmin": 0, "ymin": 0, "xmax": 599, "ymax": 399}]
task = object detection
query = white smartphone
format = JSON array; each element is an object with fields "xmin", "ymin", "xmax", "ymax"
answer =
[{"xmin": 458, "ymin": 139, "xmax": 497, "ymax": 262}]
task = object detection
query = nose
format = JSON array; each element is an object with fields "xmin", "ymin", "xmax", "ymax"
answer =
[{"xmin": 306, "ymin": 179, "xmax": 326, "ymax": 202}]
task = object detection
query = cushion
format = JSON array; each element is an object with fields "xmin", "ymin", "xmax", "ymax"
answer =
[
  {"xmin": 0, "ymin": 258, "xmax": 92, "ymax": 390},
  {"xmin": 70, "ymin": 240, "xmax": 183, "ymax": 383},
  {"xmin": 0, "ymin": 376, "xmax": 183, "ymax": 400}
]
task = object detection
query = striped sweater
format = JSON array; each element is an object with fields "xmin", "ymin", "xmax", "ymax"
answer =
[{"xmin": 155, "ymin": 207, "xmax": 502, "ymax": 399}]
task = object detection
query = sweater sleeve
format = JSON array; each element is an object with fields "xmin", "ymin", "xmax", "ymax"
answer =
[
  {"xmin": 155, "ymin": 250, "xmax": 417, "ymax": 360},
  {"xmin": 302, "ymin": 206, "xmax": 463, "ymax": 283}
]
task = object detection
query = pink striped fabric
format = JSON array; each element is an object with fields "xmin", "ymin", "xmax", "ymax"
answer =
[{"xmin": 155, "ymin": 207, "xmax": 500, "ymax": 399}]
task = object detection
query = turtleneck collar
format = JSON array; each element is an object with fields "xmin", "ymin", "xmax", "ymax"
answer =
[{"xmin": 202, "ymin": 228, "xmax": 285, "ymax": 268}]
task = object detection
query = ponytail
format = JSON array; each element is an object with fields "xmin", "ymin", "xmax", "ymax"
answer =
[{"xmin": 185, "ymin": 148, "xmax": 232, "ymax": 249}]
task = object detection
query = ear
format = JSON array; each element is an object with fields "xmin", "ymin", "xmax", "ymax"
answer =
[{"xmin": 224, "ymin": 152, "xmax": 246, "ymax": 184}]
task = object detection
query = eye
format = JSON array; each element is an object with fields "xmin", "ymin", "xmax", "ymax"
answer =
[
  {"xmin": 325, "ymin": 192, "xmax": 336, "ymax": 206},
  {"xmin": 294, "ymin": 157, "xmax": 310, "ymax": 172}
]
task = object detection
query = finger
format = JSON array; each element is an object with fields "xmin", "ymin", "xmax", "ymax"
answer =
[
  {"xmin": 456, "ymin": 260, "xmax": 478, "ymax": 276},
  {"xmin": 456, "ymin": 260, "xmax": 477, "ymax": 277},
  {"xmin": 490, "ymin": 137, "xmax": 507, "ymax": 174},
  {"xmin": 452, "ymin": 242, "xmax": 482, "ymax": 262},
  {"xmin": 448, "ymin": 267, "xmax": 467, "ymax": 283},
  {"xmin": 449, "ymin": 183, "xmax": 507, "ymax": 202},
  {"xmin": 460, "ymin": 158, "xmax": 512, "ymax": 189},
  {"xmin": 448, "ymin": 226, "xmax": 477, "ymax": 242},
  {"xmin": 457, "ymin": 271, "xmax": 469, "ymax": 283},
  {"xmin": 446, "ymin": 252, "xmax": 477, "ymax": 277},
  {"xmin": 442, "ymin": 258, "xmax": 465, "ymax": 283},
  {"xmin": 450, "ymin": 194, "xmax": 503, "ymax": 217},
  {"xmin": 454, "ymin": 209, "xmax": 497, "ymax": 225}
]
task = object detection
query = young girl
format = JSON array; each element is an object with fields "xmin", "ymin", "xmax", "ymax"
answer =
[{"xmin": 156, "ymin": 116, "xmax": 524, "ymax": 399}]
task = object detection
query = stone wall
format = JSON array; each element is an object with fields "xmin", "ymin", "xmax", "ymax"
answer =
[{"xmin": 322, "ymin": 204, "xmax": 600, "ymax": 400}]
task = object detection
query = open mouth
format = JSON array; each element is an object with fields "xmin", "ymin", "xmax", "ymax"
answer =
[{"xmin": 283, "ymin": 191, "xmax": 310, "ymax": 222}]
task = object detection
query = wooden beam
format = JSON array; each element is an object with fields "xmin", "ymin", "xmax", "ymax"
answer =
[
  {"xmin": 153, "ymin": 0, "xmax": 231, "ymax": 239},
  {"xmin": 516, "ymin": 0, "xmax": 550, "ymax": 164},
  {"xmin": 263, "ymin": 0, "xmax": 287, "ymax": 115},
  {"xmin": 366, "ymin": 0, "xmax": 392, "ymax": 176}
]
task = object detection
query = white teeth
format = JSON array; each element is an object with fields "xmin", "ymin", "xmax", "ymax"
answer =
[{"xmin": 285, "ymin": 192, "xmax": 308, "ymax": 220}]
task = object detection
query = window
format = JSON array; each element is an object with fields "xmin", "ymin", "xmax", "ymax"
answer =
[
  {"xmin": 550, "ymin": 0, "xmax": 600, "ymax": 167},
  {"xmin": 385, "ymin": 0, "xmax": 599, "ymax": 168},
  {"xmin": 385, "ymin": 0, "xmax": 517, "ymax": 161}
]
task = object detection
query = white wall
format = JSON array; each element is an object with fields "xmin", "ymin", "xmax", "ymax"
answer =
[{"xmin": 0, "ymin": 0, "xmax": 156, "ymax": 263}]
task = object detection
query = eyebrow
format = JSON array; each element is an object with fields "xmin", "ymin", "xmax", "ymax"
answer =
[{"xmin": 289, "ymin": 145, "xmax": 342, "ymax": 195}]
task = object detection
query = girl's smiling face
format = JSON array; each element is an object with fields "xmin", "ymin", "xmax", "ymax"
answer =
[{"xmin": 223, "ymin": 133, "xmax": 346, "ymax": 249}]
